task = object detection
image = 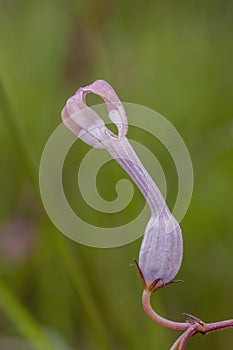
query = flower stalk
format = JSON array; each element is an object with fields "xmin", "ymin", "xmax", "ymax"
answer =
[{"xmin": 139, "ymin": 273, "xmax": 233, "ymax": 349}]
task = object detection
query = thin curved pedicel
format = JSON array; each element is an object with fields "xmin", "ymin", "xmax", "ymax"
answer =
[{"xmin": 61, "ymin": 79, "xmax": 183, "ymax": 285}]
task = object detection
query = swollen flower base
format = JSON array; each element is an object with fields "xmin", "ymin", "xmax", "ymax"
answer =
[{"xmin": 61, "ymin": 79, "xmax": 233, "ymax": 349}]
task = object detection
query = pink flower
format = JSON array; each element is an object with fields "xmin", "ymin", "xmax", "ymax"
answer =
[{"xmin": 61, "ymin": 79, "xmax": 183, "ymax": 285}]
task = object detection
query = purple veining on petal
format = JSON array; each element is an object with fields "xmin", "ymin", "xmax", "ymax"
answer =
[
  {"xmin": 139, "ymin": 212, "xmax": 183, "ymax": 283},
  {"xmin": 105, "ymin": 138, "xmax": 166, "ymax": 216},
  {"xmin": 61, "ymin": 93, "xmax": 110, "ymax": 148},
  {"xmin": 61, "ymin": 80, "xmax": 128, "ymax": 147},
  {"xmin": 61, "ymin": 105, "xmax": 82, "ymax": 137},
  {"xmin": 75, "ymin": 79, "xmax": 128, "ymax": 138},
  {"xmin": 104, "ymin": 137, "xmax": 183, "ymax": 283}
]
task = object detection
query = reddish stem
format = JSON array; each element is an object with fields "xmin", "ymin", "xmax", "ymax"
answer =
[
  {"xmin": 142, "ymin": 289, "xmax": 189, "ymax": 331},
  {"xmin": 142, "ymin": 288, "xmax": 233, "ymax": 350},
  {"xmin": 202, "ymin": 319, "xmax": 233, "ymax": 334},
  {"xmin": 170, "ymin": 325, "xmax": 198, "ymax": 350}
]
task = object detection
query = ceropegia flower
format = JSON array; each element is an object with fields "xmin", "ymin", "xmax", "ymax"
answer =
[
  {"xmin": 62, "ymin": 80, "xmax": 233, "ymax": 349},
  {"xmin": 61, "ymin": 79, "xmax": 183, "ymax": 286}
]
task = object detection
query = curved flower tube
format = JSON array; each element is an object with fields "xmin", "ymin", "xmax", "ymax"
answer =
[{"xmin": 61, "ymin": 79, "xmax": 183, "ymax": 286}]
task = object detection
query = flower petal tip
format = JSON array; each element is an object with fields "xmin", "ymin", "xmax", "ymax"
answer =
[{"xmin": 61, "ymin": 80, "xmax": 128, "ymax": 145}]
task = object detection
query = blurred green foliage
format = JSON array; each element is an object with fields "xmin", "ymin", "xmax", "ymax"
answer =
[{"xmin": 0, "ymin": 0, "xmax": 232, "ymax": 349}]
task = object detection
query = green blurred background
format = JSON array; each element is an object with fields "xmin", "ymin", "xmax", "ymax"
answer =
[{"xmin": 0, "ymin": 0, "xmax": 232, "ymax": 349}]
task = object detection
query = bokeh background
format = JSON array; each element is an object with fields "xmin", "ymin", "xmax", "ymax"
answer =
[{"xmin": 0, "ymin": 0, "xmax": 233, "ymax": 349}]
